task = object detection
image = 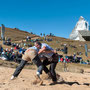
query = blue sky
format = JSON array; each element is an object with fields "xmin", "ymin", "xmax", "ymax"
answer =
[{"xmin": 0, "ymin": 0, "xmax": 90, "ymax": 38}]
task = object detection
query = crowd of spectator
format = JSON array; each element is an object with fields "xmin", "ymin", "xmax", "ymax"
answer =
[
  {"xmin": 0, "ymin": 44, "xmax": 26, "ymax": 63},
  {"xmin": 59, "ymin": 54, "xmax": 82, "ymax": 63},
  {"xmin": 56, "ymin": 44, "xmax": 90, "ymax": 65},
  {"xmin": 0, "ymin": 36, "xmax": 90, "ymax": 65}
]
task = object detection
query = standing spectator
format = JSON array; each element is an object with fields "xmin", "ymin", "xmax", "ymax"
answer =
[
  {"xmin": 63, "ymin": 44, "xmax": 68, "ymax": 72},
  {"xmin": 0, "ymin": 45, "xmax": 3, "ymax": 56},
  {"xmin": 40, "ymin": 33, "xmax": 42, "ymax": 37},
  {"xmin": 63, "ymin": 44, "xmax": 68, "ymax": 54},
  {"xmin": 73, "ymin": 53, "xmax": 77, "ymax": 62}
]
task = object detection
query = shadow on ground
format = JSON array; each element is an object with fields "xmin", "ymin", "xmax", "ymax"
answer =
[{"xmin": 49, "ymin": 81, "xmax": 90, "ymax": 86}]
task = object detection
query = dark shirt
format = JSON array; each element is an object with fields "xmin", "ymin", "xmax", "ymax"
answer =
[{"xmin": 63, "ymin": 46, "xmax": 68, "ymax": 54}]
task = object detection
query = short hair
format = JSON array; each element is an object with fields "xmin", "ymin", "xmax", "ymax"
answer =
[{"xmin": 35, "ymin": 41, "xmax": 41, "ymax": 46}]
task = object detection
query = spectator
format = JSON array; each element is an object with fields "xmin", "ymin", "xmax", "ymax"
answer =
[
  {"xmin": 0, "ymin": 45, "xmax": 3, "ymax": 56},
  {"xmin": 10, "ymin": 52, "xmax": 16, "ymax": 61},
  {"xmin": 63, "ymin": 44, "xmax": 68, "ymax": 54},
  {"xmin": 14, "ymin": 44, "xmax": 19, "ymax": 50}
]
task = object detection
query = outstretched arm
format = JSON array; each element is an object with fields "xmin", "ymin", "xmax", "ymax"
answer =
[
  {"xmin": 38, "ymin": 46, "xmax": 46, "ymax": 54},
  {"xmin": 38, "ymin": 46, "xmax": 56, "ymax": 54}
]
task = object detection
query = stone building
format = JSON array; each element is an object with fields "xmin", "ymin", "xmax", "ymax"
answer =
[{"xmin": 70, "ymin": 16, "xmax": 90, "ymax": 41}]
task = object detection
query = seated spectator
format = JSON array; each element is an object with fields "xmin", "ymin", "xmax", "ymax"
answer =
[
  {"xmin": 10, "ymin": 47, "xmax": 14, "ymax": 52},
  {"xmin": 22, "ymin": 47, "xmax": 26, "ymax": 54},
  {"xmin": 3, "ymin": 41, "xmax": 7, "ymax": 45},
  {"xmin": 10, "ymin": 52, "xmax": 16, "ymax": 61},
  {"xmin": 11, "ymin": 43, "xmax": 16, "ymax": 47},
  {"xmin": 27, "ymin": 44, "xmax": 32, "ymax": 47},
  {"xmin": 5, "ymin": 48, "xmax": 9, "ymax": 52},
  {"xmin": 14, "ymin": 44, "xmax": 19, "ymax": 50},
  {"xmin": 7, "ymin": 38, "xmax": 11, "ymax": 42},
  {"xmin": 47, "ymin": 38, "xmax": 52, "ymax": 42},
  {"xmin": 68, "ymin": 55, "xmax": 73, "ymax": 62},
  {"xmin": 15, "ymin": 52, "xmax": 22, "ymax": 63},
  {"xmin": 24, "ymin": 43, "xmax": 26, "ymax": 46},
  {"xmin": 6, "ymin": 41, "xmax": 11, "ymax": 46},
  {"xmin": 26, "ymin": 36, "xmax": 31, "ymax": 42},
  {"xmin": 56, "ymin": 48, "xmax": 60, "ymax": 51},
  {"xmin": 19, "ymin": 47, "xmax": 26, "ymax": 54},
  {"xmin": 60, "ymin": 57, "xmax": 64, "ymax": 62},
  {"xmin": 6, "ymin": 51, "xmax": 12, "ymax": 60},
  {"xmin": 1, "ymin": 50, "xmax": 8, "ymax": 60}
]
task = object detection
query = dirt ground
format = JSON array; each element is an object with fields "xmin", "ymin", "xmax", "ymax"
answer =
[{"xmin": 0, "ymin": 66, "xmax": 90, "ymax": 90}]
